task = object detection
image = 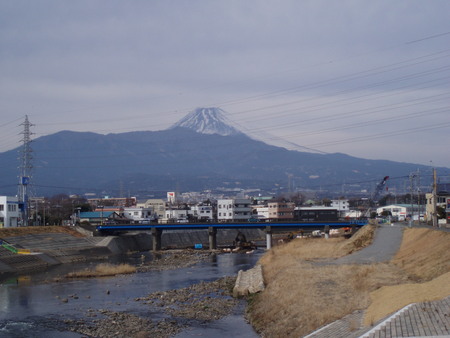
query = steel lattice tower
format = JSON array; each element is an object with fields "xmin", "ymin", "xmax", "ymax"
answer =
[{"xmin": 18, "ymin": 115, "xmax": 33, "ymax": 226}]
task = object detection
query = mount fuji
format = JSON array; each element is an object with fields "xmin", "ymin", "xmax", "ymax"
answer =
[
  {"xmin": 170, "ymin": 107, "xmax": 242, "ymax": 136},
  {"xmin": 0, "ymin": 107, "xmax": 441, "ymax": 197}
]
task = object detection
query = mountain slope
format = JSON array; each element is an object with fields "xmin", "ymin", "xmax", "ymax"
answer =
[{"xmin": 0, "ymin": 127, "xmax": 439, "ymax": 197}]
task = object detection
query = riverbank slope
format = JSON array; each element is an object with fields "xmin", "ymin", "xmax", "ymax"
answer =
[{"xmin": 247, "ymin": 224, "xmax": 450, "ymax": 337}]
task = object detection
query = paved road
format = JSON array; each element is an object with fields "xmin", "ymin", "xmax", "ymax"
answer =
[{"xmin": 332, "ymin": 223, "xmax": 404, "ymax": 265}]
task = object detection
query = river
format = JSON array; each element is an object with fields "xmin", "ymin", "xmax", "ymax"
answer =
[{"xmin": 0, "ymin": 251, "xmax": 262, "ymax": 337}]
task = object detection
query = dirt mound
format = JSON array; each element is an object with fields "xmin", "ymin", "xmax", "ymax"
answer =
[{"xmin": 338, "ymin": 224, "xmax": 376, "ymax": 254}]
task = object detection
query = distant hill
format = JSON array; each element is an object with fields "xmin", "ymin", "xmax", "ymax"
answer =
[{"xmin": 1, "ymin": 108, "xmax": 442, "ymax": 198}]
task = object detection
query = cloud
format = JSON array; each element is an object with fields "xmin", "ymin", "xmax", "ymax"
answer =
[{"xmin": 1, "ymin": 0, "xmax": 449, "ymax": 167}]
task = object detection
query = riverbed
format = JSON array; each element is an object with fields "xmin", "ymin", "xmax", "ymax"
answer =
[{"xmin": 0, "ymin": 250, "xmax": 262, "ymax": 337}]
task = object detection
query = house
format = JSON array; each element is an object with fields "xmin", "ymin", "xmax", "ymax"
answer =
[
  {"xmin": 161, "ymin": 208, "xmax": 189, "ymax": 223},
  {"xmin": 137, "ymin": 199, "xmax": 166, "ymax": 219},
  {"xmin": 189, "ymin": 205, "xmax": 213, "ymax": 221},
  {"xmin": 267, "ymin": 202, "xmax": 295, "ymax": 220},
  {"xmin": 78, "ymin": 211, "xmax": 124, "ymax": 225},
  {"xmin": 0, "ymin": 196, "xmax": 20, "ymax": 228},
  {"xmin": 123, "ymin": 207, "xmax": 154, "ymax": 223},
  {"xmin": 425, "ymin": 192, "xmax": 450, "ymax": 225},
  {"xmin": 217, "ymin": 198, "xmax": 252, "ymax": 222}
]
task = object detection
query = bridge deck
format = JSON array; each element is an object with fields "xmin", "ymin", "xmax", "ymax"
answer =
[{"xmin": 97, "ymin": 221, "xmax": 367, "ymax": 232}]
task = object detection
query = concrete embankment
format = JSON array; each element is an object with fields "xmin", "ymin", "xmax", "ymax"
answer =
[{"xmin": 0, "ymin": 227, "xmax": 263, "ymax": 276}]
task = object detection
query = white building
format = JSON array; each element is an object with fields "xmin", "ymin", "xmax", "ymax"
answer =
[
  {"xmin": 189, "ymin": 205, "xmax": 213, "ymax": 221},
  {"xmin": 137, "ymin": 199, "xmax": 166, "ymax": 219},
  {"xmin": 217, "ymin": 198, "xmax": 252, "ymax": 222},
  {"xmin": 252, "ymin": 205, "xmax": 269, "ymax": 220},
  {"xmin": 331, "ymin": 199, "xmax": 349, "ymax": 212},
  {"xmin": 0, "ymin": 196, "xmax": 20, "ymax": 228},
  {"xmin": 376, "ymin": 204, "xmax": 425, "ymax": 221},
  {"xmin": 123, "ymin": 207, "xmax": 154, "ymax": 223},
  {"xmin": 162, "ymin": 208, "xmax": 189, "ymax": 223}
]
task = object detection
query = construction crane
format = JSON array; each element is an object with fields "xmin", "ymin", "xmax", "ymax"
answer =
[{"xmin": 364, "ymin": 176, "xmax": 389, "ymax": 218}]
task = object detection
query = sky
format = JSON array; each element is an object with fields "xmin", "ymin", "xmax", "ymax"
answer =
[{"xmin": 1, "ymin": 0, "xmax": 449, "ymax": 168}]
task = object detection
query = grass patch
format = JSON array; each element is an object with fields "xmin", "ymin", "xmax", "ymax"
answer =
[
  {"xmin": 246, "ymin": 225, "xmax": 449, "ymax": 337},
  {"xmin": 65, "ymin": 263, "xmax": 136, "ymax": 278}
]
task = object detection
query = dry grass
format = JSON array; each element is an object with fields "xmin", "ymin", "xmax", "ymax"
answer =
[
  {"xmin": 0, "ymin": 226, "xmax": 85, "ymax": 238},
  {"xmin": 65, "ymin": 263, "xmax": 136, "ymax": 278},
  {"xmin": 363, "ymin": 271, "xmax": 450, "ymax": 326},
  {"xmin": 247, "ymin": 225, "xmax": 450, "ymax": 337},
  {"xmin": 391, "ymin": 228, "xmax": 450, "ymax": 281},
  {"xmin": 362, "ymin": 228, "xmax": 450, "ymax": 325}
]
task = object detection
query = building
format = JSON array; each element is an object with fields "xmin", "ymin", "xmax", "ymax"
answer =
[
  {"xmin": 267, "ymin": 202, "xmax": 295, "ymax": 220},
  {"xmin": 425, "ymin": 192, "xmax": 450, "ymax": 224},
  {"xmin": 331, "ymin": 199, "xmax": 349, "ymax": 217},
  {"xmin": 123, "ymin": 207, "xmax": 154, "ymax": 223},
  {"xmin": 294, "ymin": 207, "xmax": 338, "ymax": 222},
  {"xmin": 162, "ymin": 208, "xmax": 189, "ymax": 223},
  {"xmin": 78, "ymin": 211, "xmax": 124, "ymax": 225},
  {"xmin": 0, "ymin": 196, "xmax": 20, "ymax": 228},
  {"xmin": 87, "ymin": 197, "xmax": 136, "ymax": 208},
  {"xmin": 252, "ymin": 205, "xmax": 269, "ymax": 220},
  {"xmin": 217, "ymin": 198, "xmax": 252, "ymax": 222},
  {"xmin": 137, "ymin": 199, "xmax": 166, "ymax": 219},
  {"xmin": 376, "ymin": 204, "xmax": 425, "ymax": 221},
  {"xmin": 189, "ymin": 205, "xmax": 213, "ymax": 221}
]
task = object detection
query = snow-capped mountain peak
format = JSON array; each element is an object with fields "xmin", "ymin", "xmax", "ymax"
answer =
[{"xmin": 170, "ymin": 107, "xmax": 242, "ymax": 136}]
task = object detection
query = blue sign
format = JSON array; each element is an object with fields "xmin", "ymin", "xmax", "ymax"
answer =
[
  {"xmin": 21, "ymin": 177, "xmax": 30, "ymax": 185},
  {"xmin": 194, "ymin": 244, "xmax": 203, "ymax": 249}
]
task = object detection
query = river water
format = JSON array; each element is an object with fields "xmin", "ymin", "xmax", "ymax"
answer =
[{"xmin": 0, "ymin": 251, "xmax": 262, "ymax": 337}]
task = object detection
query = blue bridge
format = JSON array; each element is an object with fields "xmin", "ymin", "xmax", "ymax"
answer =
[{"xmin": 97, "ymin": 220, "xmax": 367, "ymax": 250}]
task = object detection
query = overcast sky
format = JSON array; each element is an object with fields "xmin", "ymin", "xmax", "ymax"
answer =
[{"xmin": 1, "ymin": 1, "xmax": 449, "ymax": 168}]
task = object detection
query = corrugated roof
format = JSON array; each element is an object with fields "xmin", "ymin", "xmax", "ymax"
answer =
[{"xmin": 79, "ymin": 211, "xmax": 115, "ymax": 218}]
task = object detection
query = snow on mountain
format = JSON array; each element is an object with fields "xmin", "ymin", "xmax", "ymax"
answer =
[{"xmin": 170, "ymin": 107, "xmax": 243, "ymax": 136}]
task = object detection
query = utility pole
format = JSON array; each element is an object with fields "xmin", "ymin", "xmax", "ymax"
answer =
[
  {"xmin": 432, "ymin": 168, "xmax": 438, "ymax": 227},
  {"xmin": 18, "ymin": 115, "xmax": 33, "ymax": 227},
  {"xmin": 417, "ymin": 169, "xmax": 421, "ymax": 224},
  {"xmin": 409, "ymin": 173, "xmax": 416, "ymax": 227}
]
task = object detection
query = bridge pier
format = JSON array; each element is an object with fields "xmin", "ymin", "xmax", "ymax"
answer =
[
  {"xmin": 324, "ymin": 225, "xmax": 330, "ymax": 239},
  {"xmin": 208, "ymin": 227, "xmax": 217, "ymax": 250},
  {"xmin": 265, "ymin": 226, "xmax": 273, "ymax": 250},
  {"xmin": 151, "ymin": 227, "xmax": 162, "ymax": 251}
]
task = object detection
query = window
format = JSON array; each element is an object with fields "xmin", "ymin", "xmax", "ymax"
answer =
[{"xmin": 0, "ymin": 205, "xmax": 3, "ymax": 211}]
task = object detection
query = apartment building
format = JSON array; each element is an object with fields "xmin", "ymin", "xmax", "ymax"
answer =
[
  {"xmin": 0, "ymin": 196, "xmax": 19, "ymax": 228},
  {"xmin": 217, "ymin": 198, "xmax": 252, "ymax": 222},
  {"xmin": 267, "ymin": 202, "xmax": 295, "ymax": 220}
]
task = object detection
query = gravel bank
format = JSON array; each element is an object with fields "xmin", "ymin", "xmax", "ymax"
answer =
[
  {"xmin": 64, "ymin": 277, "xmax": 238, "ymax": 338},
  {"xmin": 45, "ymin": 250, "xmax": 244, "ymax": 337}
]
